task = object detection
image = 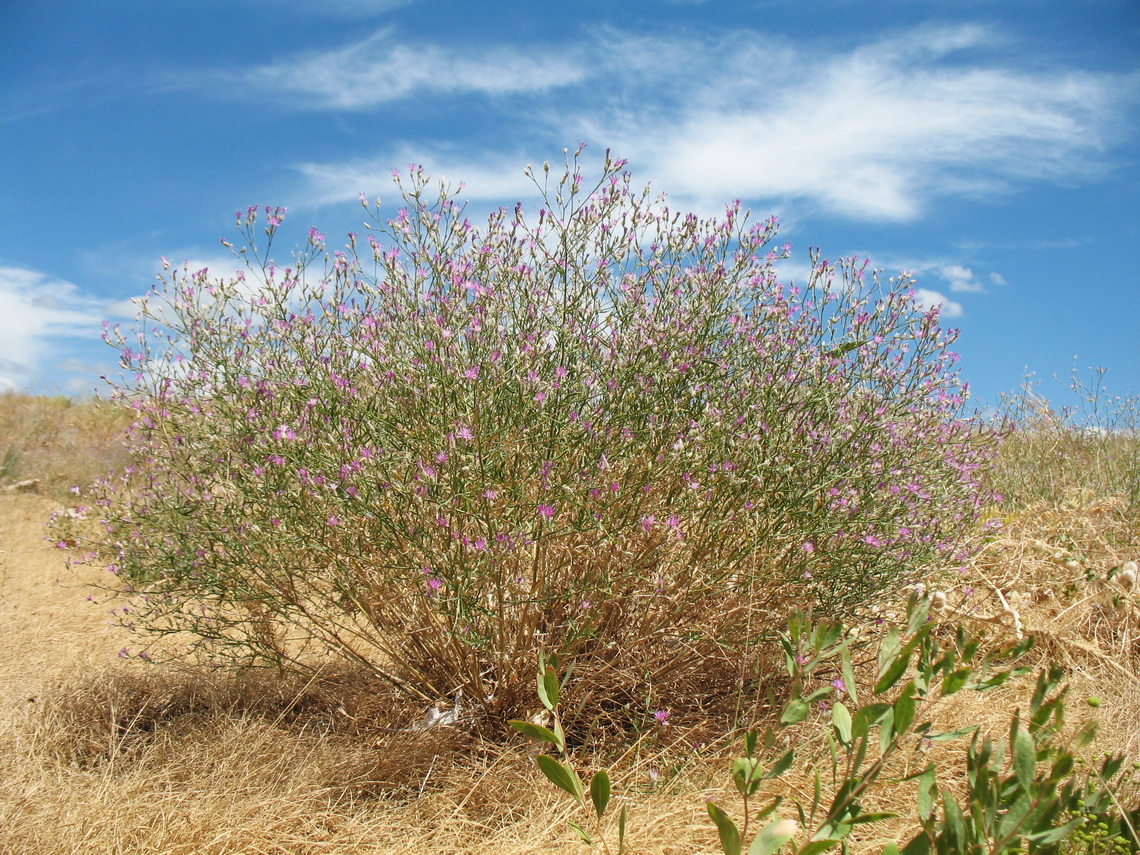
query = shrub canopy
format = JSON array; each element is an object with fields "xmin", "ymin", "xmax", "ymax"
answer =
[{"xmin": 85, "ymin": 149, "xmax": 1001, "ymax": 724}]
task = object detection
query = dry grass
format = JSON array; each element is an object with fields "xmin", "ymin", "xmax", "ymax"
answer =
[
  {"xmin": 2, "ymin": 397, "xmax": 1139, "ymax": 853},
  {"xmin": 0, "ymin": 393, "xmax": 133, "ymax": 498}
]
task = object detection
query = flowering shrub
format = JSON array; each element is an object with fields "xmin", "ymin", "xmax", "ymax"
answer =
[{"xmin": 78, "ymin": 147, "xmax": 1001, "ymax": 723}]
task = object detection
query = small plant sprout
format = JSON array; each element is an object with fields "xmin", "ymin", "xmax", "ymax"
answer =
[{"xmin": 509, "ymin": 653, "xmax": 628, "ymax": 854}]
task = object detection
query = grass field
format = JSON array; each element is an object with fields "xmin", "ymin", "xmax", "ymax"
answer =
[{"xmin": 1, "ymin": 391, "xmax": 1138, "ymax": 854}]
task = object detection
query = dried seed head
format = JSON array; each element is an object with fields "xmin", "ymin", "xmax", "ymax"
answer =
[
  {"xmin": 930, "ymin": 590, "xmax": 948, "ymax": 611},
  {"xmin": 1118, "ymin": 561, "xmax": 1137, "ymax": 590}
]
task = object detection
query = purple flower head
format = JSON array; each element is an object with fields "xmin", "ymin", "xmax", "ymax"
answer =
[
  {"xmin": 537, "ymin": 504, "xmax": 555, "ymax": 519},
  {"xmin": 654, "ymin": 709, "xmax": 670, "ymax": 726}
]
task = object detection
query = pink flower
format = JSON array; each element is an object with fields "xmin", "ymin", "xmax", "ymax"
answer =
[
  {"xmin": 462, "ymin": 366, "xmax": 480, "ymax": 380},
  {"xmin": 537, "ymin": 504, "xmax": 555, "ymax": 519},
  {"xmin": 327, "ymin": 516, "xmax": 340, "ymax": 526},
  {"xmin": 801, "ymin": 541, "xmax": 815, "ymax": 553},
  {"xmin": 653, "ymin": 709, "xmax": 670, "ymax": 726},
  {"xmin": 455, "ymin": 426, "xmax": 474, "ymax": 440}
]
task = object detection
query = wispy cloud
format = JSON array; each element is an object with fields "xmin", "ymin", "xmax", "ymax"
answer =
[
  {"xmin": 252, "ymin": 23, "xmax": 1135, "ymax": 221},
  {"xmin": 213, "ymin": 28, "xmax": 586, "ymax": 110},
  {"xmin": 0, "ymin": 266, "xmax": 133, "ymax": 391}
]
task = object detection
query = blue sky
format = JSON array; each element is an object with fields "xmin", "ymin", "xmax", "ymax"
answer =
[{"xmin": 2, "ymin": 0, "xmax": 1137, "ymax": 414}]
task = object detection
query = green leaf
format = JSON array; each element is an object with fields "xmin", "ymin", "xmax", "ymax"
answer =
[
  {"xmin": 798, "ymin": 839, "xmax": 842, "ymax": 854},
  {"xmin": 824, "ymin": 339, "xmax": 868, "ymax": 359},
  {"xmin": 509, "ymin": 720, "xmax": 562, "ymax": 747},
  {"xmin": 707, "ymin": 802, "xmax": 742, "ymax": 855},
  {"xmin": 618, "ymin": 805, "xmax": 627, "ymax": 855},
  {"xmin": 847, "ymin": 811, "xmax": 899, "ymax": 825},
  {"xmin": 851, "ymin": 703, "xmax": 891, "ymax": 740},
  {"xmin": 1013, "ymin": 726, "xmax": 1037, "ymax": 790},
  {"xmin": 1026, "ymin": 817, "xmax": 1082, "ymax": 844},
  {"xmin": 875, "ymin": 648, "xmax": 910, "ymax": 695},
  {"xmin": 941, "ymin": 668, "xmax": 971, "ymax": 697},
  {"xmin": 567, "ymin": 819, "xmax": 593, "ymax": 847},
  {"xmin": 745, "ymin": 729, "xmax": 759, "ymax": 757},
  {"xmin": 879, "ymin": 706, "xmax": 895, "ymax": 756},
  {"xmin": 538, "ymin": 665, "xmax": 559, "ymax": 712},
  {"xmin": 893, "ymin": 683, "xmax": 917, "ymax": 737},
  {"xmin": 840, "ymin": 643, "xmax": 858, "ymax": 706},
  {"xmin": 832, "ymin": 702, "xmax": 852, "ymax": 746},
  {"xmin": 942, "ymin": 791, "xmax": 966, "ymax": 850},
  {"xmin": 733, "ymin": 757, "xmax": 763, "ymax": 797},
  {"xmin": 781, "ymin": 697, "xmax": 810, "ymax": 725},
  {"xmin": 998, "ymin": 792, "xmax": 1032, "ymax": 840},
  {"xmin": 878, "ymin": 627, "xmax": 901, "ymax": 676},
  {"xmin": 917, "ymin": 764, "xmax": 936, "ymax": 822},
  {"xmin": 764, "ymin": 748, "xmax": 795, "ymax": 780},
  {"xmin": 590, "ymin": 769, "xmax": 611, "ymax": 819},
  {"xmin": 748, "ymin": 820, "xmax": 798, "ymax": 855},
  {"xmin": 926, "ymin": 726, "xmax": 978, "ymax": 743},
  {"xmin": 535, "ymin": 754, "xmax": 584, "ymax": 803}
]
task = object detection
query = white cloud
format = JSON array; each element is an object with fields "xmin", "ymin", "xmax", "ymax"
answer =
[
  {"xmin": 912, "ymin": 288, "xmax": 964, "ymax": 319},
  {"xmin": 0, "ymin": 266, "xmax": 133, "ymax": 391},
  {"xmin": 989, "ymin": 272, "xmax": 1008, "ymax": 287},
  {"xmin": 296, "ymin": 148, "xmax": 542, "ymax": 208},
  {"xmin": 222, "ymin": 28, "xmax": 587, "ymax": 110},
  {"xmin": 268, "ymin": 23, "xmax": 1132, "ymax": 222},
  {"xmin": 936, "ymin": 264, "xmax": 987, "ymax": 293}
]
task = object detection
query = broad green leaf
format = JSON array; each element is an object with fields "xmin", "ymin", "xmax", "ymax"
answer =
[
  {"xmin": 536, "ymin": 754, "xmax": 584, "ymax": 803},
  {"xmin": 781, "ymin": 698, "xmax": 809, "ymax": 725},
  {"xmin": 509, "ymin": 720, "xmax": 561, "ymax": 747},
  {"xmin": 707, "ymin": 802, "xmax": 742, "ymax": 855},
  {"xmin": 748, "ymin": 820, "xmax": 798, "ymax": 855},
  {"xmin": 590, "ymin": 769, "xmax": 610, "ymax": 819},
  {"xmin": 1012, "ymin": 726, "xmax": 1036, "ymax": 790},
  {"xmin": 832, "ymin": 702, "xmax": 852, "ymax": 746},
  {"xmin": 538, "ymin": 665, "xmax": 559, "ymax": 712}
]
